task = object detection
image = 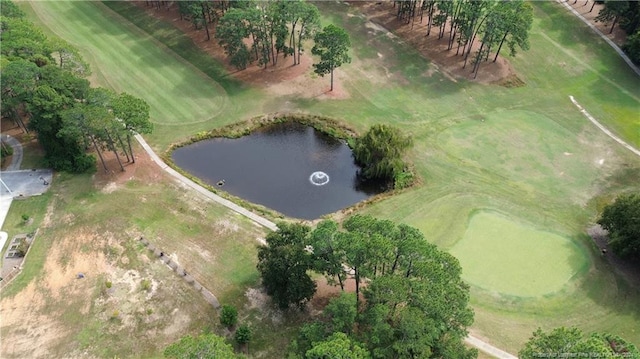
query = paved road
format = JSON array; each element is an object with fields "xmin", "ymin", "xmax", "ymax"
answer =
[{"xmin": 1, "ymin": 134, "xmax": 23, "ymax": 171}]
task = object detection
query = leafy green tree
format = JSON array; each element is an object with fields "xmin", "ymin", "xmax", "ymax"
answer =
[
  {"xmin": 0, "ymin": 59, "xmax": 39, "ymax": 132},
  {"xmin": 309, "ymin": 220, "xmax": 346, "ymax": 290},
  {"xmin": 257, "ymin": 222, "xmax": 316, "ymax": 309},
  {"xmin": 519, "ymin": 327, "xmax": 639, "ymax": 359},
  {"xmin": 164, "ymin": 333, "xmax": 239, "ymax": 359},
  {"xmin": 216, "ymin": 8, "xmax": 251, "ymax": 70},
  {"xmin": 598, "ymin": 193, "xmax": 640, "ymax": 259},
  {"xmin": 496, "ymin": 1, "xmax": 533, "ymax": 62},
  {"xmin": 623, "ymin": 30, "xmax": 640, "ymax": 65},
  {"xmin": 311, "ymin": 24, "xmax": 351, "ymax": 91},
  {"xmin": 48, "ymin": 37, "xmax": 91, "ymax": 77},
  {"xmin": 0, "ymin": 16, "xmax": 51, "ymax": 66},
  {"xmin": 235, "ymin": 324, "xmax": 252, "ymax": 345},
  {"xmin": 0, "ymin": 0, "xmax": 26, "ymax": 18},
  {"xmin": 29, "ymin": 81, "xmax": 95, "ymax": 173},
  {"xmin": 220, "ymin": 305, "xmax": 238, "ymax": 328},
  {"xmin": 294, "ymin": 2, "xmax": 320, "ymax": 65},
  {"xmin": 596, "ymin": 0, "xmax": 630, "ymax": 34},
  {"xmin": 324, "ymin": 293, "xmax": 357, "ymax": 335},
  {"xmin": 288, "ymin": 322, "xmax": 329, "ymax": 358},
  {"xmin": 111, "ymin": 92, "xmax": 152, "ymax": 163},
  {"xmin": 291, "ymin": 216, "xmax": 475, "ymax": 359},
  {"xmin": 305, "ymin": 332, "xmax": 370, "ymax": 359},
  {"xmin": 353, "ymin": 124, "xmax": 413, "ymax": 186}
]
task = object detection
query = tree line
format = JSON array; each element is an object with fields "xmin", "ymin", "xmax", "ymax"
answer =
[
  {"xmin": 165, "ymin": 0, "xmax": 321, "ymax": 70},
  {"xmin": 1, "ymin": 0, "xmax": 153, "ymax": 173},
  {"xmin": 257, "ymin": 216, "xmax": 476, "ymax": 358},
  {"xmin": 164, "ymin": 211, "xmax": 640, "ymax": 358},
  {"xmin": 392, "ymin": 0, "xmax": 534, "ymax": 78},
  {"xmin": 160, "ymin": 0, "xmax": 352, "ymax": 91},
  {"xmin": 594, "ymin": 0, "xmax": 640, "ymax": 65}
]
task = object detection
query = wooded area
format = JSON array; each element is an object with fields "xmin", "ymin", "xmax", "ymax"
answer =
[{"xmin": 1, "ymin": 0, "xmax": 152, "ymax": 172}]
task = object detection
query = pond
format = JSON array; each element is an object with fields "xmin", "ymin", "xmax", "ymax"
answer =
[{"xmin": 172, "ymin": 122, "xmax": 384, "ymax": 220}]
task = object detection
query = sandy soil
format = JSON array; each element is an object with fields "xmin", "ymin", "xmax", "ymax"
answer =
[{"xmin": 0, "ymin": 149, "xmax": 206, "ymax": 359}]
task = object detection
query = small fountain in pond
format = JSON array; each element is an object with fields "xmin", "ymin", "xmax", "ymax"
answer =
[{"xmin": 309, "ymin": 171, "xmax": 330, "ymax": 186}]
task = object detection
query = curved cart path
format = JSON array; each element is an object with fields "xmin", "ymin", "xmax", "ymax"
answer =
[
  {"xmin": 559, "ymin": 0, "xmax": 640, "ymax": 77},
  {"xmin": 570, "ymin": 96, "xmax": 640, "ymax": 157},
  {"xmin": 135, "ymin": 134, "xmax": 518, "ymax": 358},
  {"xmin": 1, "ymin": 134, "xmax": 23, "ymax": 171}
]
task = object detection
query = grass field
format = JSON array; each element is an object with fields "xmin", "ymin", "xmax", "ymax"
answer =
[
  {"xmin": 5, "ymin": 0, "xmax": 640, "ymax": 357},
  {"xmin": 449, "ymin": 210, "xmax": 588, "ymax": 297}
]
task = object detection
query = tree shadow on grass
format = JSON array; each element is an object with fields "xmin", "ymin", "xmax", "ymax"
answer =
[{"xmin": 99, "ymin": 2, "xmax": 247, "ymax": 96}]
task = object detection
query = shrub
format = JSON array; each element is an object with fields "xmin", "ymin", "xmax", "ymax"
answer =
[
  {"xmin": 16, "ymin": 238, "xmax": 29, "ymax": 257},
  {"xmin": 353, "ymin": 124, "xmax": 413, "ymax": 188},
  {"xmin": 140, "ymin": 279, "xmax": 151, "ymax": 291},
  {"xmin": 219, "ymin": 305, "xmax": 238, "ymax": 328},
  {"xmin": 393, "ymin": 169, "xmax": 415, "ymax": 190},
  {"xmin": 105, "ymin": 280, "xmax": 112, "ymax": 289},
  {"xmin": 234, "ymin": 323, "xmax": 252, "ymax": 344},
  {"xmin": 1, "ymin": 143, "xmax": 13, "ymax": 157},
  {"xmin": 21, "ymin": 214, "xmax": 30, "ymax": 223}
]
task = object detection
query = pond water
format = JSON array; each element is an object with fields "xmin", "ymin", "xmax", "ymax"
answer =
[{"xmin": 172, "ymin": 122, "xmax": 384, "ymax": 220}]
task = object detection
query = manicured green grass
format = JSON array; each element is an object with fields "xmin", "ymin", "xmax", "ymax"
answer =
[
  {"xmin": 25, "ymin": 1, "xmax": 261, "ymax": 151},
  {"xmin": 17, "ymin": 0, "xmax": 640, "ymax": 356},
  {"xmin": 450, "ymin": 210, "xmax": 588, "ymax": 297}
]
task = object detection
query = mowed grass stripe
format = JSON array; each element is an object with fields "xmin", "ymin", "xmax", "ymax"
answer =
[{"xmin": 28, "ymin": 1, "xmax": 227, "ymax": 125}]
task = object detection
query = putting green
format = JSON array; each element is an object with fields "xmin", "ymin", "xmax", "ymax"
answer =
[{"xmin": 450, "ymin": 210, "xmax": 588, "ymax": 297}]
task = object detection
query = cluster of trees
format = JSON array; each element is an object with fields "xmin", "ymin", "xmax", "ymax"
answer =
[
  {"xmin": 519, "ymin": 326, "xmax": 639, "ymax": 359},
  {"xmin": 353, "ymin": 124, "xmax": 414, "ymax": 189},
  {"xmin": 595, "ymin": 0, "xmax": 640, "ymax": 64},
  {"xmin": 393, "ymin": 0, "xmax": 534, "ymax": 78},
  {"xmin": 1, "ymin": 0, "xmax": 152, "ymax": 173},
  {"xmin": 173, "ymin": 0, "xmax": 321, "ymax": 70},
  {"xmin": 598, "ymin": 193, "xmax": 640, "ymax": 261},
  {"xmin": 170, "ymin": 1, "xmax": 353, "ymax": 91},
  {"xmin": 257, "ymin": 216, "xmax": 476, "ymax": 358}
]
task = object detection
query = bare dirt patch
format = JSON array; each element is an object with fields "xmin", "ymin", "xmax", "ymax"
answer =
[
  {"xmin": 0, "ymin": 282, "xmax": 69, "ymax": 359},
  {"xmin": 93, "ymin": 143, "xmax": 164, "ymax": 191},
  {"xmin": 1, "ymin": 218, "xmax": 212, "ymax": 358},
  {"xmin": 348, "ymin": 1, "xmax": 517, "ymax": 85}
]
